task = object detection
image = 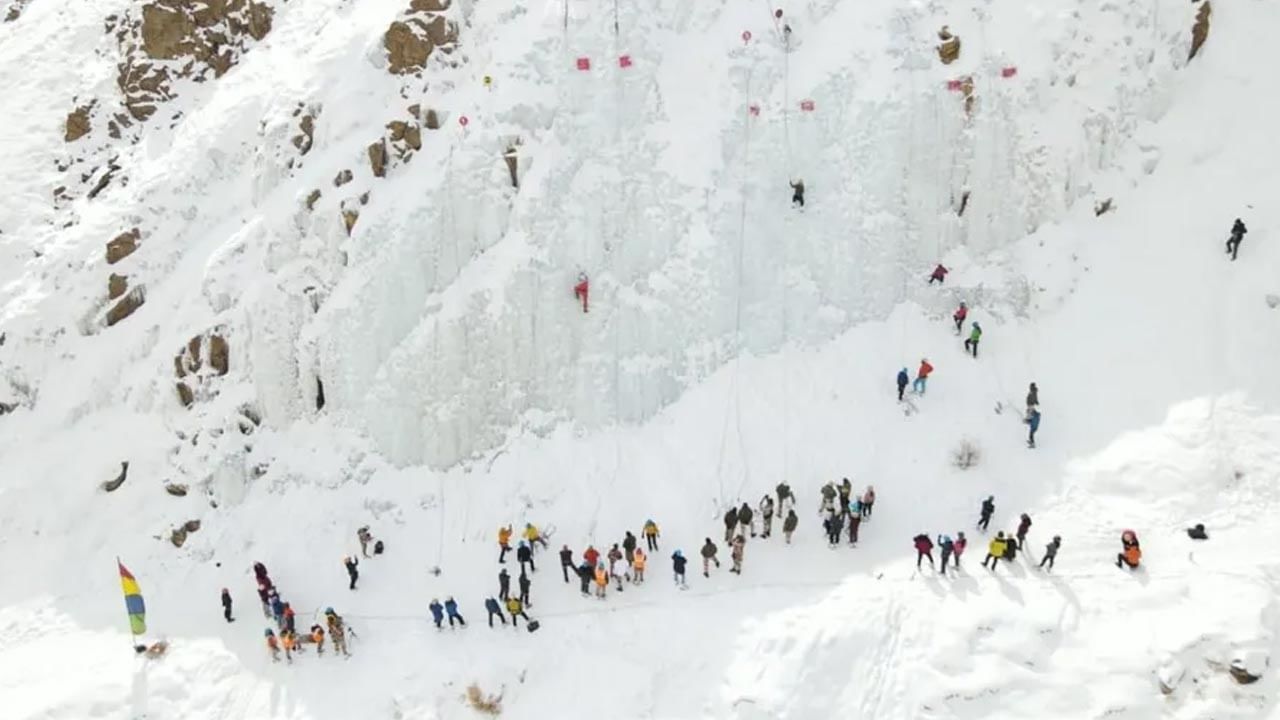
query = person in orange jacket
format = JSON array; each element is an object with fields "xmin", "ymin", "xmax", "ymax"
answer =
[
  {"xmin": 497, "ymin": 525, "xmax": 513, "ymax": 563},
  {"xmin": 593, "ymin": 563, "xmax": 608, "ymax": 599},
  {"xmin": 281, "ymin": 630, "xmax": 296, "ymax": 663},
  {"xmin": 265, "ymin": 628, "xmax": 281, "ymax": 662},
  {"xmin": 1116, "ymin": 530, "xmax": 1142, "ymax": 569},
  {"xmin": 632, "ymin": 547, "xmax": 647, "ymax": 584},
  {"xmin": 913, "ymin": 359, "xmax": 933, "ymax": 395}
]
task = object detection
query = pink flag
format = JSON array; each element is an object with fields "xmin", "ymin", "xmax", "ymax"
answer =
[
  {"xmin": 1001, "ymin": 66, "xmax": 1018, "ymax": 78},
  {"xmin": 576, "ymin": 57, "xmax": 591, "ymax": 71},
  {"xmin": 799, "ymin": 99, "xmax": 815, "ymax": 111},
  {"xmin": 618, "ymin": 55, "xmax": 632, "ymax": 68},
  {"xmin": 748, "ymin": 104, "xmax": 760, "ymax": 116}
]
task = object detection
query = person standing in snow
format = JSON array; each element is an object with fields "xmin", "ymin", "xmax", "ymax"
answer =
[
  {"xmin": 632, "ymin": 547, "xmax": 647, "ymax": 584},
  {"xmin": 964, "ymin": 323, "xmax": 982, "ymax": 357},
  {"xmin": 913, "ymin": 534, "xmax": 935, "ymax": 570},
  {"xmin": 484, "ymin": 597, "xmax": 507, "ymax": 627},
  {"xmin": 671, "ymin": 550, "xmax": 688, "ymax": 588},
  {"xmin": 524, "ymin": 523, "xmax": 549, "ymax": 552},
  {"xmin": 1026, "ymin": 408, "xmax": 1041, "ymax": 448},
  {"xmin": 282, "ymin": 603, "xmax": 296, "ymax": 634},
  {"xmin": 265, "ymin": 629, "xmax": 281, "ymax": 662},
  {"xmin": 498, "ymin": 568, "xmax": 511, "ymax": 601},
  {"xmin": 723, "ymin": 507, "xmax": 738, "ymax": 543},
  {"xmin": 953, "ymin": 532, "xmax": 968, "ymax": 568},
  {"xmin": 576, "ymin": 562, "xmax": 592, "ymax": 596},
  {"xmin": 643, "ymin": 520, "xmax": 661, "ymax": 551},
  {"xmin": 823, "ymin": 513, "xmax": 842, "ymax": 547},
  {"xmin": 700, "ymin": 538, "xmax": 720, "ymax": 577},
  {"xmin": 953, "ymin": 301, "xmax": 968, "ymax": 334},
  {"xmin": 607, "ymin": 547, "xmax": 627, "ymax": 591},
  {"xmin": 847, "ymin": 505, "xmax": 862, "ymax": 545},
  {"xmin": 256, "ymin": 580, "xmax": 272, "ymax": 618},
  {"xmin": 776, "ymin": 481, "xmax": 794, "ymax": 513},
  {"xmin": 1226, "ymin": 218, "xmax": 1247, "ymax": 261},
  {"xmin": 1015, "ymin": 513, "xmax": 1032, "ymax": 549},
  {"xmin": 343, "ymin": 555, "xmax": 359, "ymax": 590},
  {"xmin": 730, "ymin": 535, "xmax": 746, "ymax": 574},
  {"xmin": 429, "ymin": 599, "xmax": 445, "ymax": 629},
  {"xmin": 838, "ymin": 478, "xmax": 853, "ymax": 513},
  {"xmin": 1026, "ymin": 383, "xmax": 1039, "ymax": 416},
  {"xmin": 760, "ymin": 495, "xmax": 776, "ymax": 538},
  {"xmin": 574, "ymin": 272, "xmax": 590, "ymax": 313},
  {"xmin": 938, "ymin": 535, "xmax": 955, "ymax": 573},
  {"xmin": 517, "ymin": 541, "xmax": 535, "ymax": 575},
  {"xmin": 583, "ymin": 545, "xmax": 600, "ymax": 569},
  {"xmin": 819, "ymin": 482, "xmax": 838, "ymax": 515},
  {"xmin": 221, "ymin": 588, "xmax": 234, "ymax": 623},
  {"xmin": 506, "ymin": 597, "xmax": 530, "ymax": 628},
  {"xmin": 518, "ymin": 572, "xmax": 532, "ymax": 607},
  {"xmin": 445, "ymin": 597, "xmax": 466, "ymax": 627},
  {"xmin": 269, "ymin": 588, "xmax": 284, "ymax": 626},
  {"xmin": 738, "ymin": 502, "xmax": 755, "ymax": 538},
  {"xmin": 790, "ymin": 179, "xmax": 805, "ymax": 208},
  {"xmin": 928, "ymin": 264, "xmax": 949, "ymax": 285},
  {"xmin": 983, "ymin": 532, "xmax": 1008, "ymax": 571},
  {"xmin": 325, "ymin": 609, "xmax": 350, "ymax": 657},
  {"xmin": 622, "ymin": 531, "xmax": 638, "ymax": 565},
  {"xmin": 1039, "ymin": 536, "xmax": 1061, "ymax": 571},
  {"xmin": 1116, "ymin": 530, "xmax": 1142, "ymax": 570},
  {"xmin": 497, "ymin": 524, "xmax": 513, "ymax": 564},
  {"xmin": 978, "ymin": 496, "xmax": 995, "ymax": 531},
  {"xmin": 783, "ymin": 509, "xmax": 799, "ymax": 544},
  {"xmin": 897, "ymin": 367, "xmax": 910, "ymax": 401},
  {"xmin": 861, "ymin": 486, "xmax": 876, "ymax": 518},
  {"xmin": 357, "ymin": 526, "xmax": 373, "ymax": 558},
  {"xmin": 593, "ymin": 563, "xmax": 608, "ymax": 599},
  {"xmin": 913, "ymin": 358, "xmax": 933, "ymax": 395},
  {"xmin": 559, "ymin": 545, "xmax": 574, "ymax": 583}
]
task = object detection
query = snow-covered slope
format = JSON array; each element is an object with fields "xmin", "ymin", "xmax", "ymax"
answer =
[{"xmin": 2, "ymin": 0, "xmax": 1279, "ymax": 717}]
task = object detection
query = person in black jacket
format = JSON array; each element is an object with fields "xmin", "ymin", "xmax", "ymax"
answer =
[
  {"xmin": 484, "ymin": 597, "xmax": 507, "ymax": 627},
  {"xmin": 1226, "ymin": 218, "xmax": 1247, "ymax": 260},
  {"xmin": 221, "ymin": 588, "xmax": 234, "ymax": 623},
  {"xmin": 723, "ymin": 507, "xmax": 738, "ymax": 542},
  {"xmin": 622, "ymin": 532, "xmax": 637, "ymax": 565},
  {"xmin": 738, "ymin": 503, "xmax": 755, "ymax": 538},
  {"xmin": 559, "ymin": 545, "xmax": 574, "ymax": 583},
  {"xmin": 498, "ymin": 568, "xmax": 511, "ymax": 601},
  {"xmin": 576, "ymin": 562, "xmax": 592, "ymax": 596},
  {"xmin": 343, "ymin": 555, "xmax": 359, "ymax": 590},
  {"xmin": 1015, "ymin": 513, "xmax": 1032, "ymax": 549},
  {"xmin": 790, "ymin": 179, "xmax": 805, "ymax": 208},
  {"xmin": 518, "ymin": 572, "xmax": 532, "ymax": 607},
  {"xmin": 1039, "ymin": 536, "xmax": 1061, "ymax": 570},
  {"xmin": 978, "ymin": 496, "xmax": 995, "ymax": 531},
  {"xmin": 672, "ymin": 550, "xmax": 688, "ymax": 587},
  {"xmin": 1187, "ymin": 523, "xmax": 1208, "ymax": 540},
  {"xmin": 517, "ymin": 542, "xmax": 535, "ymax": 574},
  {"xmin": 700, "ymin": 538, "xmax": 720, "ymax": 577}
]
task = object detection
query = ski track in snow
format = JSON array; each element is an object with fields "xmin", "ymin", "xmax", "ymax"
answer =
[{"xmin": 2, "ymin": 0, "xmax": 1280, "ymax": 718}]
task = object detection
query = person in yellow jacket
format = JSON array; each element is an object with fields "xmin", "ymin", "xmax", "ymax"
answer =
[
  {"xmin": 505, "ymin": 597, "xmax": 531, "ymax": 628},
  {"xmin": 983, "ymin": 532, "xmax": 1008, "ymax": 571},
  {"xmin": 524, "ymin": 523, "xmax": 549, "ymax": 552},
  {"xmin": 643, "ymin": 519, "xmax": 661, "ymax": 551},
  {"xmin": 632, "ymin": 547, "xmax": 647, "ymax": 584},
  {"xmin": 498, "ymin": 525, "xmax": 513, "ymax": 563},
  {"xmin": 593, "ymin": 563, "xmax": 608, "ymax": 599}
]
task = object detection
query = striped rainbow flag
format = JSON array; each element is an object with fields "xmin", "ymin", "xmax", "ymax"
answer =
[{"xmin": 117, "ymin": 560, "xmax": 146, "ymax": 635}]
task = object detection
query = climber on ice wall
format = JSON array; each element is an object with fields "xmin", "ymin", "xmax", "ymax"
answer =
[{"xmin": 574, "ymin": 272, "xmax": 589, "ymax": 313}]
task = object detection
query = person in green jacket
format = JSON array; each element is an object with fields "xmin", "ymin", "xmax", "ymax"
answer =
[{"xmin": 964, "ymin": 322, "xmax": 982, "ymax": 358}]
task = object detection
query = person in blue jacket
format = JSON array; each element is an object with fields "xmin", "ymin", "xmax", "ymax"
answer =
[
  {"xmin": 484, "ymin": 597, "xmax": 506, "ymax": 627},
  {"xmin": 1026, "ymin": 408, "xmax": 1041, "ymax": 448},
  {"xmin": 671, "ymin": 550, "xmax": 688, "ymax": 587},
  {"xmin": 896, "ymin": 368, "xmax": 909, "ymax": 401},
  {"xmin": 444, "ymin": 597, "xmax": 466, "ymax": 627},
  {"xmin": 429, "ymin": 599, "xmax": 445, "ymax": 629}
]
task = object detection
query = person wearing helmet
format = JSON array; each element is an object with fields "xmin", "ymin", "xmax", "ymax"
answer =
[
  {"xmin": 221, "ymin": 588, "xmax": 234, "ymax": 623},
  {"xmin": 517, "ymin": 541, "xmax": 535, "ymax": 575},
  {"xmin": 1226, "ymin": 218, "xmax": 1247, "ymax": 261},
  {"xmin": 964, "ymin": 322, "xmax": 982, "ymax": 358},
  {"xmin": 344, "ymin": 554, "xmax": 359, "ymax": 590},
  {"xmin": 913, "ymin": 359, "xmax": 933, "ymax": 395},
  {"xmin": 1039, "ymin": 536, "xmax": 1062, "ymax": 571},
  {"xmin": 524, "ymin": 523, "xmax": 548, "ymax": 552},
  {"xmin": 325, "ymin": 610, "xmax": 350, "ymax": 656},
  {"xmin": 896, "ymin": 367, "xmax": 909, "ymax": 401},
  {"xmin": 643, "ymin": 519, "xmax": 660, "ymax": 551},
  {"xmin": 558, "ymin": 545, "xmax": 574, "ymax": 583},
  {"xmin": 632, "ymin": 547, "xmax": 647, "ymax": 584},
  {"xmin": 953, "ymin": 301, "xmax": 968, "ymax": 334},
  {"xmin": 671, "ymin": 550, "xmax": 688, "ymax": 588},
  {"xmin": 978, "ymin": 496, "xmax": 995, "ymax": 531},
  {"xmin": 497, "ymin": 524, "xmax": 513, "ymax": 563},
  {"xmin": 265, "ymin": 628, "xmax": 280, "ymax": 662},
  {"xmin": 429, "ymin": 599, "xmax": 445, "ymax": 629}
]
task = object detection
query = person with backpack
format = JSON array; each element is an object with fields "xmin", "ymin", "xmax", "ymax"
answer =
[
  {"xmin": 583, "ymin": 545, "xmax": 600, "ymax": 569},
  {"xmin": 343, "ymin": 555, "xmax": 359, "ymax": 590},
  {"xmin": 524, "ymin": 523, "xmax": 549, "ymax": 552},
  {"xmin": 913, "ymin": 534, "xmax": 935, "ymax": 570},
  {"xmin": 576, "ymin": 562, "xmax": 592, "ymax": 596},
  {"xmin": 325, "ymin": 608, "xmax": 350, "ymax": 656},
  {"xmin": 723, "ymin": 507, "xmax": 738, "ymax": 543},
  {"xmin": 819, "ymin": 482, "xmax": 838, "ymax": 514},
  {"xmin": 783, "ymin": 509, "xmax": 799, "ymax": 544},
  {"xmin": 265, "ymin": 629, "xmax": 281, "ymax": 662},
  {"xmin": 593, "ymin": 564, "xmax": 608, "ymax": 599},
  {"xmin": 953, "ymin": 301, "xmax": 968, "ymax": 334},
  {"xmin": 1116, "ymin": 530, "xmax": 1142, "ymax": 570},
  {"xmin": 913, "ymin": 359, "xmax": 933, "ymax": 395},
  {"xmin": 517, "ymin": 541, "xmax": 535, "ymax": 575},
  {"xmin": 484, "ymin": 597, "xmax": 507, "ymax": 627},
  {"xmin": 282, "ymin": 603, "xmax": 296, "ymax": 634},
  {"xmin": 1187, "ymin": 523, "xmax": 1209, "ymax": 540},
  {"xmin": 253, "ymin": 561, "xmax": 272, "ymax": 588},
  {"xmin": 429, "ymin": 599, "xmax": 445, "ymax": 629},
  {"xmin": 672, "ymin": 550, "xmax": 688, "ymax": 588},
  {"xmin": 643, "ymin": 520, "xmax": 661, "ymax": 551},
  {"xmin": 1015, "ymin": 513, "xmax": 1032, "ymax": 549},
  {"xmin": 1027, "ymin": 408, "xmax": 1041, "ymax": 448},
  {"xmin": 938, "ymin": 535, "xmax": 955, "ymax": 573},
  {"xmin": 1039, "ymin": 536, "xmax": 1062, "ymax": 571},
  {"xmin": 978, "ymin": 496, "xmax": 995, "ymax": 531},
  {"xmin": 823, "ymin": 513, "xmax": 842, "ymax": 547},
  {"xmin": 559, "ymin": 545, "xmax": 574, "ymax": 583},
  {"xmin": 838, "ymin": 478, "xmax": 853, "ymax": 512},
  {"xmin": 984, "ymin": 532, "xmax": 1008, "ymax": 571},
  {"xmin": 928, "ymin": 264, "xmax": 949, "ymax": 285},
  {"xmin": 269, "ymin": 589, "xmax": 284, "ymax": 626},
  {"xmin": 964, "ymin": 323, "xmax": 982, "ymax": 357},
  {"xmin": 847, "ymin": 505, "xmax": 862, "ymax": 545},
  {"xmin": 700, "ymin": 538, "xmax": 720, "ymax": 577},
  {"xmin": 776, "ymin": 482, "xmax": 794, "ymax": 513},
  {"xmin": 308, "ymin": 625, "xmax": 325, "ymax": 654},
  {"xmin": 738, "ymin": 502, "xmax": 755, "ymax": 538},
  {"xmin": 357, "ymin": 526, "xmax": 373, "ymax": 558},
  {"xmin": 897, "ymin": 367, "xmax": 910, "ymax": 401},
  {"xmin": 1226, "ymin": 218, "xmax": 1247, "ymax": 261},
  {"xmin": 497, "ymin": 525, "xmax": 513, "ymax": 564},
  {"xmin": 518, "ymin": 573, "xmax": 532, "ymax": 606},
  {"xmin": 622, "ymin": 531, "xmax": 638, "ymax": 565},
  {"xmin": 1025, "ymin": 383, "xmax": 1039, "ymax": 415},
  {"xmin": 632, "ymin": 547, "xmax": 647, "ymax": 584},
  {"xmin": 760, "ymin": 495, "xmax": 776, "ymax": 538},
  {"xmin": 221, "ymin": 588, "xmax": 234, "ymax": 623},
  {"xmin": 861, "ymin": 486, "xmax": 875, "ymax": 518},
  {"xmin": 790, "ymin": 179, "xmax": 805, "ymax": 208},
  {"xmin": 444, "ymin": 597, "xmax": 466, "ymax": 627},
  {"xmin": 256, "ymin": 580, "xmax": 272, "ymax": 618},
  {"xmin": 1002, "ymin": 534, "xmax": 1018, "ymax": 561},
  {"xmin": 506, "ymin": 597, "xmax": 530, "ymax": 628},
  {"xmin": 607, "ymin": 548, "xmax": 627, "ymax": 591},
  {"xmin": 953, "ymin": 532, "xmax": 968, "ymax": 568},
  {"xmin": 498, "ymin": 568, "xmax": 511, "ymax": 601},
  {"xmin": 730, "ymin": 535, "xmax": 746, "ymax": 574}
]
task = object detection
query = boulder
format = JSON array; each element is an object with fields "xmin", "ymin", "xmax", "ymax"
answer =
[
  {"xmin": 176, "ymin": 381, "xmax": 194, "ymax": 407},
  {"xmin": 65, "ymin": 104, "xmax": 93, "ymax": 142},
  {"xmin": 333, "ymin": 169, "xmax": 353, "ymax": 187},
  {"xmin": 170, "ymin": 526, "xmax": 188, "ymax": 547},
  {"xmin": 937, "ymin": 26, "xmax": 961, "ymax": 65},
  {"xmin": 424, "ymin": 108, "xmax": 440, "ymax": 129},
  {"xmin": 106, "ymin": 228, "xmax": 141, "ymax": 264},
  {"xmin": 106, "ymin": 287, "xmax": 146, "ymax": 326},
  {"xmin": 102, "ymin": 461, "xmax": 129, "ymax": 492},
  {"xmin": 165, "ymin": 483, "xmax": 189, "ymax": 496},
  {"xmin": 342, "ymin": 209, "xmax": 359, "ymax": 236},
  {"xmin": 1190, "ymin": 2, "xmax": 1211, "ymax": 62},
  {"xmin": 305, "ymin": 188, "xmax": 321, "ymax": 210},
  {"xmin": 209, "ymin": 333, "xmax": 229, "ymax": 376},
  {"xmin": 183, "ymin": 519, "xmax": 201, "ymax": 533},
  {"xmin": 368, "ymin": 139, "xmax": 388, "ymax": 177},
  {"xmin": 108, "ymin": 273, "xmax": 129, "ymax": 300}
]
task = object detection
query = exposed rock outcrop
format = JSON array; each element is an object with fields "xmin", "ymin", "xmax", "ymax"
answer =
[
  {"xmin": 108, "ymin": 273, "xmax": 129, "ymax": 300},
  {"xmin": 384, "ymin": 0, "xmax": 458, "ymax": 75},
  {"xmin": 66, "ymin": 104, "xmax": 94, "ymax": 142},
  {"xmin": 106, "ymin": 286, "xmax": 146, "ymax": 326},
  {"xmin": 106, "ymin": 228, "xmax": 141, "ymax": 264},
  {"xmin": 174, "ymin": 329, "xmax": 230, "ymax": 406},
  {"xmin": 367, "ymin": 139, "xmax": 388, "ymax": 177},
  {"xmin": 937, "ymin": 26, "xmax": 961, "ymax": 65},
  {"xmin": 101, "ymin": 461, "xmax": 130, "ymax": 492},
  {"xmin": 1189, "ymin": 1, "xmax": 1211, "ymax": 62},
  {"xmin": 333, "ymin": 169, "xmax": 353, "ymax": 187}
]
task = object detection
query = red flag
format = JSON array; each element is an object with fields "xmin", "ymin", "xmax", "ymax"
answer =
[
  {"xmin": 459, "ymin": 115, "xmax": 470, "ymax": 127},
  {"xmin": 576, "ymin": 57, "xmax": 591, "ymax": 71},
  {"xmin": 946, "ymin": 79, "xmax": 963, "ymax": 91},
  {"xmin": 799, "ymin": 99, "xmax": 815, "ymax": 111},
  {"xmin": 748, "ymin": 104, "xmax": 760, "ymax": 116},
  {"xmin": 618, "ymin": 55, "xmax": 632, "ymax": 68},
  {"xmin": 1001, "ymin": 66, "xmax": 1018, "ymax": 78},
  {"xmin": 741, "ymin": 30, "xmax": 752, "ymax": 43}
]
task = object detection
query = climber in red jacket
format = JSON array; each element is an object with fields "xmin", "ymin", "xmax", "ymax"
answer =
[{"xmin": 574, "ymin": 272, "xmax": 589, "ymax": 313}]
